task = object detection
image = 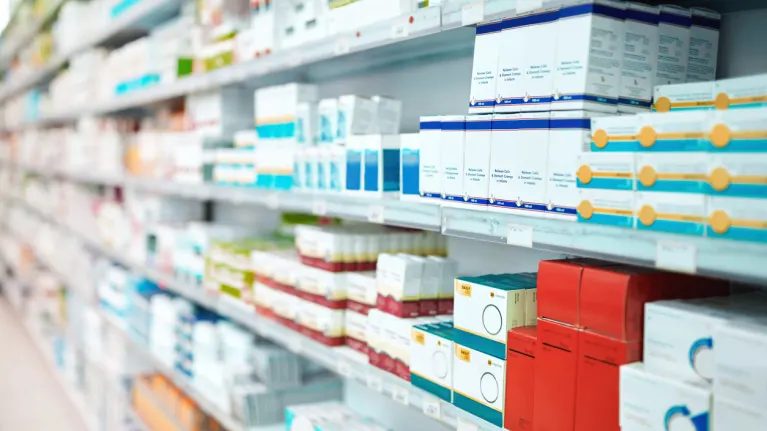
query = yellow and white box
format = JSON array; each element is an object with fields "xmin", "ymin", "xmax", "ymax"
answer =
[
  {"xmin": 590, "ymin": 114, "xmax": 641, "ymax": 152},
  {"xmin": 635, "ymin": 152, "xmax": 708, "ymax": 193},
  {"xmin": 619, "ymin": 2, "xmax": 659, "ymax": 113},
  {"xmin": 620, "ymin": 362, "xmax": 711, "ymax": 431},
  {"xmin": 635, "ymin": 191, "xmax": 706, "ymax": 236},
  {"xmin": 653, "ymin": 81, "xmax": 715, "ymax": 112},
  {"xmin": 551, "ymin": 0, "xmax": 624, "ymax": 113},
  {"xmin": 577, "ymin": 188, "xmax": 635, "ymax": 228},
  {"xmin": 687, "ymin": 7, "xmax": 720, "ymax": 83},
  {"xmin": 577, "ymin": 151, "xmax": 636, "ymax": 190},
  {"xmin": 494, "ymin": 13, "xmax": 528, "ymax": 113},
  {"xmin": 637, "ymin": 110, "xmax": 710, "ymax": 152},
  {"xmin": 500, "ymin": 112, "xmax": 551, "ymax": 216},
  {"xmin": 655, "ymin": 5, "xmax": 691, "ymax": 86},
  {"xmin": 419, "ymin": 116, "xmax": 442, "ymax": 203},
  {"xmin": 707, "ymin": 196, "xmax": 767, "ymax": 243},
  {"xmin": 410, "ymin": 322, "xmax": 455, "ymax": 402},
  {"xmin": 518, "ymin": 7, "xmax": 560, "ymax": 112},
  {"xmin": 440, "ymin": 115, "xmax": 467, "ymax": 206},
  {"xmin": 462, "ymin": 115, "xmax": 493, "ymax": 209},
  {"xmin": 713, "ymin": 73, "xmax": 767, "ymax": 110},
  {"xmin": 453, "ymin": 343, "xmax": 506, "ymax": 427},
  {"xmin": 469, "ymin": 21, "xmax": 503, "ymax": 113},
  {"xmin": 546, "ymin": 110, "xmax": 594, "ymax": 219},
  {"xmin": 714, "ymin": 320, "xmax": 767, "ymax": 408},
  {"xmin": 706, "ymin": 153, "xmax": 767, "ymax": 198},
  {"xmin": 706, "ymin": 106, "xmax": 767, "ymax": 152}
]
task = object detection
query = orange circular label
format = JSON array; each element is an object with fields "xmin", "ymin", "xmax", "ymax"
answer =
[
  {"xmin": 709, "ymin": 210, "xmax": 731, "ymax": 234},
  {"xmin": 709, "ymin": 167, "xmax": 732, "ymax": 192},
  {"xmin": 715, "ymin": 92, "xmax": 730, "ymax": 110},
  {"xmin": 654, "ymin": 97, "xmax": 672, "ymax": 112},
  {"xmin": 577, "ymin": 165, "xmax": 593, "ymax": 184},
  {"xmin": 577, "ymin": 200, "xmax": 594, "ymax": 219},
  {"xmin": 638, "ymin": 166, "xmax": 658, "ymax": 187},
  {"xmin": 638, "ymin": 205, "xmax": 657, "ymax": 226},
  {"xmin": 710, "ymin": 123, "xmax": 731, "ymax": 148},
  {"xmin": 592, "ymin": 129, "xmax": 609, "ymax": 149},
  {"xmin": 639, "ymin": 126, "xmax": 657, "ymax": 148}
]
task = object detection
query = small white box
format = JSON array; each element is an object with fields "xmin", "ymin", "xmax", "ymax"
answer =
[
  {"xmin": 344, "ymin": 135, "xmax": 365, "ymax": 194},
  {"xmin": 713, "ymin": 396, "xmax": 767, "ymax": 431},
  {"xmin": 577, "ymin": 188, "xmax": 635, "ymax": 228},
  {"xmin": 452, "ymin": 343, "xmax": 506, "ymax": 428},
  {"xmin": 635, "ymin": 152, "xmax": 708, "ymax": 193},
  {"xmin": 546, "ymin": 110, "xmax": 594, "ymax": 219},
  {"xmin": 638, "ymin": 110, "xmax": 710, "ymax": 152},
  {"xmin": 400, "ymin": 133, "xmax": 421, "ymax": 201},
  {"xmin": 635, "ymin": 191, "xmax": 706, "ymax": 236},
  {"xmin": 362, "ymin": 134, "xmax": 400, "ymax": 197},
  {"xmin": 714, "ymin": 320, "xmax": 767, "ymax": 408},
  {"xmin": 620, "ymin": 362, "xmax": 711, "ymax": 431},
  {"xmin": 440, "ymin": 115, "xmax": 467, "ymax": 206},
  {"xmin": 551, "ymin": 0, "xmax": 624, "ymax": 113},
  {"xmin": 706, "ymin": 106, "xmax": 767, "ymax": 152},
  {"xmin": 345, "ymin": 309, "xmax": 368, "ymax": 344},
  {"xmin": 468, "ymin": 21, "xmax": 503, "ymax": 114},
  {"xmin": 713, "ymin": 73, "xmax": 767, "ymax": 110},
  {"xmin": 346, "ymin": 271, "xmax": 377, "ymax": 309},
  {"xmin": 296, "ymin": 101, "xmax": 318, "ymax": 145},
  {"xmin": 328, "ymin": 145, "xmax": 346, "ymax": 193},
  {"xmin": 462, "ymin": 115, "xmax": 493, "ymax": 209},
  {"xmin": 371, "ymin": 95, "xmax": 402, "ymax": 134},
  {"xmin": 707, "ymin": 153, "xmax": 767, "ymax": 198},
  {"xmin": 706, "ymin": 196, "xmax": 767, "ymax": 243},
  {"xmin": 687, "ymin": 8, "xmax": 720, "ymax": 83},
  {"xmin": 338, "ymin": 95, "xmax": 378, "ymax": 144},
  {"xmin": 590, "ymin": 114, "xmax": 641, "ymax": 152},
  {"xmin": 377, "ymin": 253, "xmax": 423, "ymax": 303},
  {"xmin": 619, "ymin": 2, "xmax": 659, "ymax": 113},
  {"xmin": 318, "ymin": 98, "xmax": 339, "ymax": 145},
  {"xmin": 653, "ymin": 81, "xmax": 715, "ymax": 112},
  {"xmin": 410, "ymin": 322, "xmax": 454, "ymax": 402},
  {"xmin": 655, "ymin": 5, "xmax": 691, "ymax": 86},
  {"xmin": 419, "ymin": 116, "xmax": 442, "ymax": 203}
]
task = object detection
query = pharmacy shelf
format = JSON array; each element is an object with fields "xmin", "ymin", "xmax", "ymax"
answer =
[
  {"xmin": 0, "ymin": 0, "xmax": 183, "ymax": 103},
  {"xmin": 0, "ymin": 0, "xmax": 68, "ymax": 71},
  {"xmin": 6, "ymin": 161, "xmax": 767, "ymax": 284},
  {"xmin": 3, "ymin": 202, "xmax": 502, "ymax": 431}
]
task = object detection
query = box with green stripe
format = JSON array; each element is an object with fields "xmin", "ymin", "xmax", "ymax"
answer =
[{"xmin": 410, "ymin": 322, "xmax": 455, "ymax": 402}]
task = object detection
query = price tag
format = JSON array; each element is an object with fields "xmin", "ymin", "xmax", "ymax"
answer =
[
  {"xmin": 655, "ymin": 240, "xmax": 697, "ymax": 274},
  {"xmin": 461, "ymin": 1, "xmax": 485, "ymax": 26},
  {"xmin": 456, "ymin": 418, "xmax": 479, "ymax": 431},
  {"xmin": 506, "ymin": 223, "xmax": 533, "ymax": 248},
  {"xmin": 265, "ymin": 193, "xmax": 280, "ymax": 210},
  {"xmin": 367, "ymin": 205, "xmax": 385, "ymax": 224},
  {"xmin": 366, "ymin": 375, "xmax": 383, "ymax": 392},
  {"xmin": 391, "ymin": 22, "xmax": 409, "ymax": 39},
  {"xmin": 337, "ymin": 361, "xmax": 352, "ymax": 377},
  {"xmin": 422, "ymin": 399, "xmax": 441, "ymax": 419},
  {"xmin": 391, "ymin": 386, "xmax": 410, "ymax": 406},
  {"xmin": 312, "ymin": 200, "xmax": 328, "ymax": 216},
  {"xmin": 334, "ymin": 37, "xmax": 351, "ymax": 56}
]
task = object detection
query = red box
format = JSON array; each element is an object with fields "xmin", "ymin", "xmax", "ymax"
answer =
[
  {"xmin": 534, "ymin": 318, "xmax": 579, "ymax": 431},
  {"xmin": 537, "ymin": 259, "xmax": 614, "ymax": 327},
  {"xmin": 574, "ymin": 330, "xmax": 642, "ymax": 431},
  {"xmin": 505, "ymin": 327, "xmax": 537, "ymax": 431}
]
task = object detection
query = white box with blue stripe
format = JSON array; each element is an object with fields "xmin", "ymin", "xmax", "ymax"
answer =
[
  {"xmin": 546, "ymin": 110, "xmax": 595, "ymax": 219},
  {"xmin": 462, "ymin": 115, "xmax": 493, "ymax": 209},
  {"xmin": 619, "ymin": 2, "xmax": 659, "ymax": 113},
  {"xmin": 469, "ymin": 21, "xmax": 502, "ymax": 114},
  {"xmin": 440, "ymin": 115, "xmax": 467, "ymax": 206},
  {"xmin": 418, "ymin": 116, "xmax": 442, "ymax": 203},
  {"xmin": 656, "ymin": 5, "xmax": 691, "ymax": 86}
]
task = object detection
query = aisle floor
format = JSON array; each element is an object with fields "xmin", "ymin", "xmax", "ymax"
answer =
[{"xmin": 0, "ymin": 298, "xmax": 85, "ymax": 431}]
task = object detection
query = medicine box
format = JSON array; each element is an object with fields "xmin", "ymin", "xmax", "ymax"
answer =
[
  {"xmin": 577, "ymin": 152, "xmax": 636, "ymax": 190},
  {"xmin": 547, "ymin": 111, "xmax": 593, "ymax": 219},
  {"xmin": 707, "ymin": 154, "xmax": 767, "ymax": 198},
  {"xmin": 637, "ymin": 110, "xmax": 709, "ymax": 152},
  {"xmin": 577, "ymin": 188, "xmax": 635, "ymax": 228},
  {"xmin": 319, "ymin": 98, "xmax": 339, "ymax": 145},
  {"xmin": 453, "ymin": 274, "xmax": 535, "ymax": 359},
  {"xmin": 574, "ymin": 330, "xmax": 641, "ymax": 431},
  {"xmin": 518, "ymin": 8, "xmax": 559, "ymax": 112},
  {"xmin": 635, "ymin": 191, "xmax": 707, "ymax": 236},
  {"xmin": 644, "ymin": 300, "xmax": 729, "ymax": 385},
  {"xmin": 362, "ymin": 134, "xmax": 400, "ymax": 197},
  {"xmin": 399, "ymin": 133, "xmax": 421, "ymax": 201},
  {"xmin": 707, "ymin": 196, "xmax": 767, "ymax": 243},
  {"xmin": 344, "ymin": 135, "xmax": 364, "ymax": 194},
  {"xmin": 713, "ymin": 73, "xmax": 767, "ymax": 110},
  {"xmin": 337, "ymin": 95, "xmax": 378, "ymax": 144},
  {"xmin": 635, "ymin": 152, "xmax": 708, "ymax": 193},
  {"xmin": 713, "ymin": 396, "xmax": 767, "ymax": 431},
  {"xmin": 619, "ymin": 2, "xmax": 659, "ymax": 113},
  {"xmin": 504, "ymin": 326, "xmax": 537, "ymax": 431},
  {"xmin": 468, "ymin": 21, "xmax": 503, "ymax": 113},
  {"xmin": 462, "ymin": 115, "xmax": 493, "ymax": 208},
  {"xmin": 345, "ymin": 271, "xmax": 376, "ymax": 314},
  {"xmin": 431, "ymin": 256, "xmax": 457, "ymax": 315},
  {"xmin": 534, "ymin": 318, "xmax": 579, "ymax": 431},
  {"xmin": 620, "ymin": 362, "xmax": 711, "ymax": 431},
  {"xmin": 440, "ymin": 115, "xmax": 467, "ymax": 205},
  {"xmin": 371, "ymin": 95, "xmax": 402, "ymax": 134},
  {"xmin": 537, "ymin": 258, "xmax": 614, "ymax": 327},
  {"xmin": 590, "ymin": 114, "xmax": 641, "ymax": 152},
  {"xmin": 500, "ymin": 112, "xmax": 550, "ymax": 215},
  {"xmin": 687, "ymin": 8, "xmax": 720, "ymax": 83},
  {"xmin": 655, "ymin": 5, "xmax": 691, "ymax": 86},
  {"xmin": 706, "ymin": 106, "xmax": 767, "ymax": 152},
  {"xmin": 410, "ymin": 321, "xmax": 455, "ymax": 402},
  {"xmin": 714, "ymin": 320, "xmax": 767, "ymax": 407},
  {"xmin": 488, "ymin": 113, "xmax": 517, "ymax": 210},
  {"xmin": 453, "ymin": 341, "xmax": 506, "ymax": 427},
  {"xmin": 653, "ymin": 81, "xmax": 715, "ymax": 112},
  {"xmin": 345, "ymin": 309, "xmax": 368, "ymax": 354},
  {"xmin": 494, "ymin": 15, "xmax": 526, "ymax": 113},
  {"xmin": 419, "ymin": 116, "xmax": 442, "ymax": 203},
  {"xmin": 376, "ymin": 253, "xmax": 425, "ymax": 318},
  {"xmin": 551, "ymin": 0, "xmax": 624, "ymax": 113}
]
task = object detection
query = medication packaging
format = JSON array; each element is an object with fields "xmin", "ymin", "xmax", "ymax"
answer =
[
  {"xmin": 707, "ymin": 154, "xmax": 767, "ymax": 198},
  {"xmin": 419, "ymin": 116, "xmax": 442, "ymax": 202},
  {"xmin": 410, "ymin": 321, "xmax": 455, "ymax": 402},
  {"xmin": 686, "ymin": 8, "xmax": 720, "ymax": 83},
  {"xmin": 706, "ymin": 106, "xmax": 767, "ymax": 152},
  {"xmin": 655, "ymin": 5, "xmax": 691, "ymax": 86},
  {"xmin": 362, "ymin": 134, "xmax": 400, "ymax": 197},
  {"xmin": 468, "ymin": 21, "xmax": 503, "ymax": 113},
  {"xmin": 713, "ymin": 73, "xmax": 767, "ymax": 110},
  {"xmin": 635, "ymin": 152, "xmax": 708, "ymax": 193},
  {"xmin": 462, "ymin": 115, "xmax": 493, "ymax": 208},
  {"xmin": 344, "ymin": 135, "xmax": 364, "ymax": 194},
  {"xmin": 636, "ymin": 110, "xmax": 709, "ymax": 152},
  {"xmin": 547, "ymin": 111, "xmax": 594, "ymax": 219},
  {"xmin": 319, "ymin": 98, "xmax": 339, "ymax": 145},
  {"xmin": 518, "ymin": 7, "xmax": 559, "ymax": 112},
  {"xmin": 453, "ymin": 342, "xmax": 506, "ymax": 427},
  {"xmin": 635, "ymin": 191, "xmax": 706, "ymax": 236},
  {"xmin": 707, "ymin": 196, "xmax": 767, "ymax": 243},
  {"xmin": 577, "ymin": 188, "xmax": 635, "ymax": 228},
  {"xmin": 714, "ymin": 320, "xmax": 767, "ymax": 408},
  {"xmin": 577, "ymin": 152, "xmax": 636, "ymax": 190},
  {"xmin": 337, "ymin": 95, "xmax": 377, "ymax": 144},
  {"xmin": 590, "ymin": 114, "xmax": 641, "ymax": 152},
  {"xmin": 494, "ymin": 14, "xmax": 527, "ymax": 113},
  {"xmin": 399, "ymin": 133, "xmax": 421, "ymax": 201},
  {"xmin": 440, "ymin": 115, "xmax": 467, "ymax": 205},
  {"xmin": 551, "ymin": 0, "xmax": 624, "ymax": 113},
  {"xmin": 653, "ymin": 81, "xmax": 715, "ymax": 112},
  {"xmin": 619, "ymin": 2, "xmax": 659, "ymax": 113}
]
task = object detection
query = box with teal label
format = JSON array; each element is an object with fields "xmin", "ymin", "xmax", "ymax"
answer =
[
  {"xmin": 635, "ymin": 191, "xmax": 706, "ymax": 236},
  {"xmin": 400, "ymin": 133, "xmax": 421, "ymax": 201},
  {"xmin": 363, "ymin": 134, "xmax": 400, "ymax": 197},
  {"xmin": 706, "ymin": 107, "xmax": 767, "ymax": 152},
  {"xmin": 707, "ymin": 154, "xmax": 767, "ymax": 198},
  {"xmin": 345, "ymin": 136, "xmax": 364, "ymax": 194},
  {"xmin": 453, "ymin": 341, "xmax": 507, "ymax": 427},
  {"xmin": 637, "ymin": 110, "xmax": 710, "ymax": 152},
  {"xmin": 713, "ymin": 73, "xmax": 767, "ymax": 110},
  {"xmin": 577, "ymin": 152, "xmax": 636, "ymax": 190},
  {"xmin": 410, "ymin": 321, "xmax": 455, "ymax": 402},
  {"xmin": 635, "ymin": 153, "xmax": 708, "ymax": 193},
  {"xmin": 577, "ymin": 188, "xmax": 635, "ymax": 228},
  {"xmin": 591, "ymin": 115, "xmax": 641, "ymax": 152},
  {"xmin": 707, "ymin": 196, "xmax": 767, "ymax": 243}
]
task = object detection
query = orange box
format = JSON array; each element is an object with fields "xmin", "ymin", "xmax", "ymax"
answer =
[
  {"xmin": 534, "ymin": 318, "xmax": 579, "ymax": 431},
  {"xmin": 505, "ymin": 326, "xmax": 537, "ymax": 431},
  {"xmin": 574, "ymin": 330, "xmax": 642, "ymax": 431},
  {"xmin": 537, "ymin": 259, "xmax": 614, "ymax": 327}
]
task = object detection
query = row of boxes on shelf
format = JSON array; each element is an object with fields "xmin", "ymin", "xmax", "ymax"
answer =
[
  {"xmin": 469, "ymin": 1, "xmax": 720, "ymax": 116},
  {"xmin": 579, "ymin": 105, "xmax": 767, "ymax": 242},
  {"xmin": 654, "ymin": 73, "xmax": 767, "ymax": 112},
  {"xmin": 133, "ymin": 374, "xmax": 227, "ymax": 431},
  {"xmin": 285, "ymin": 401, "xmax": 388, "ymax": 431}
]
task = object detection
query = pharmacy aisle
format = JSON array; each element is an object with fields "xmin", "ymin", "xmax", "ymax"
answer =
[{"xmin": 1, "ymin": 0, "xmax": 767, "ymax": 431}]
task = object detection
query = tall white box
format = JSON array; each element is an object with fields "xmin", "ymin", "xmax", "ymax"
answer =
[
  {"xmin": 714, "ymin": 320, "xmax": 767, "ymax": 408},
  {"xmin": 440, "ymin": 115, "xmax": 467, "ymax": 206},
  {"xmin": 503, "ymin": 112, "xmax": 550, "ymax": 216},
  {"xmin": 547, "ymin": 111, "xmax": 593, "ymax": 219},
  {"xmin": 619, "ymin": 2, "xmax": 659, "ymax": 113},
  {"xmin": 462, "ymin": 115, "xmax": 493, "ymax": 209},
  {"xmin": 518, "ymin": 7, "xmax": 560, "ymax": 112},
  {"xmin": 655, "ymin": 5, "xmax": 691, "ymax": 86},
  {"xmin": 418, "ymin": 116, "xmax": 442, "ymax": 203},
  {"xmin": 687, "ymin": 8, "xmax": 720, "ymax": 83},
  {"xmin": 551, "ymin": 0, "xmax": 624, "ymax": 113},
  {"xmin": 399, "ymin": 133, "xmax": 421, "ymax": 201},
  {"xmin": 494, "ymin": 15, "xmax": 527, "ymax": 113},
  {"xmin": 488, "ymin": 113, "xmax": 518, "ymax": 211},
  {"xmin": 469, "ymin": 21, "xmax": 503, "ymax": 114}
]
